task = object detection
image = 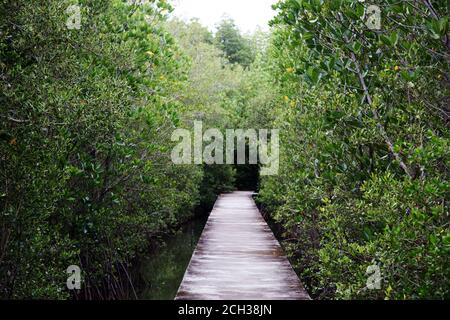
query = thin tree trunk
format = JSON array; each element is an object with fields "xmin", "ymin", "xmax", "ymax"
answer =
[{"xmin": 343, "ymin": 34, "xmax": 415, "ymax": 178}]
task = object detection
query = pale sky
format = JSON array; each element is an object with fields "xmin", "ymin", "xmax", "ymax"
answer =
[{"xmin": 171, "ymin": 0, "xmax": 278, "ymax": 33}]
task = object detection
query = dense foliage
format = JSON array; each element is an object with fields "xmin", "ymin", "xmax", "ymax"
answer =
[
  {"xmin": 0, "ymin": 0, "xmax": 231, "ymax": 299},
  {"xmin": 1, "ymin": 0, "xmax": 448, "ymax": 300},
  {"xmin": 255, "ymin": 0, "xmax": 449, "ymax": 299},
  {"xmin": 215, "ymin": 19, "xmax": 255, "ymax": 68}
]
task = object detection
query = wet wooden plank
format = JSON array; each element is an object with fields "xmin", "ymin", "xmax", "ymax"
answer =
[{"xmin": 175, "ymin": 191, "xmax": 310, "ymax": 300}]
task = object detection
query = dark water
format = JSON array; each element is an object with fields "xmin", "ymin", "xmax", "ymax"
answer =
[{"xmin": 136, "ymin": 217, "xmax": 207, "ymax": 300}]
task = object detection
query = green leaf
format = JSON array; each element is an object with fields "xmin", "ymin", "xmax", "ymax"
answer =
[
  {"xmin": 380, "ymin": 32, "xmax": 399, "ymax": 47},
  {"xmin": 302, "ymin": 32, "xmax": 314, "ymax": 41},
  {"xmin": 390, "ymin": 32, "xmax": 399, "ymax": 47},
  {"xmin": 306, "ymin": 66, "xmax": 321, "ymax": 84}
]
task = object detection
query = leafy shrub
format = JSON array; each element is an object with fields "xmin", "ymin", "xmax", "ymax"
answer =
[{"xmin": 256, "ymin": 0, "xmax": 449, "ymax": 300}]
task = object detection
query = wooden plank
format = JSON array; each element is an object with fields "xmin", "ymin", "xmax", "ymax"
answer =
[{"xmin": 175, "ymin": 191, "xmax": 310, "ymax": 300}]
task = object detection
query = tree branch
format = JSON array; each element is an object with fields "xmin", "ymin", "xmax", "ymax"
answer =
[{"xmin": 342, "ymin": 34, "xmax": 415, "ymax": 179}]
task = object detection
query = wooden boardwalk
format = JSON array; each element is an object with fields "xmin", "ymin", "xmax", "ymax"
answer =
[{"xmin": 176, "ymin": 191, "xmax": 310, "ymax": 300}]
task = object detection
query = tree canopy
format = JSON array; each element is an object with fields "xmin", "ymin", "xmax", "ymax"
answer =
[{"xmin": 215, "ymin": 18, "xmax": 255, "ymax": 68}]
